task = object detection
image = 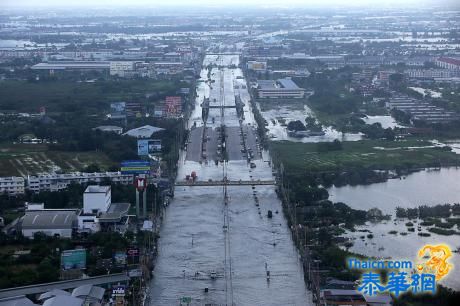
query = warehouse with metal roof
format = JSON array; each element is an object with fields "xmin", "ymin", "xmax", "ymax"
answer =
[{"xmin": 20, "ymin": 210, "xmax": 78, "ymax": 238}]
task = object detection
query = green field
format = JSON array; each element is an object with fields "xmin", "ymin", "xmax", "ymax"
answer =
[
  {"xmin": 270, "ymin": 139, "xmax": 460, "ymax": 173},
  {"xmin": 0, "ymin": 144, "xmax": 115, "ymax": 176},
  {"xmin": 0, "ymin": 79, "xmax": 178, "ymax": 112}
]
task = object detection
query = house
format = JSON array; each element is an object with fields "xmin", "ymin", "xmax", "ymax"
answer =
[{"xmin": 123, "ymin": 125, "xmax": 164, "ymax": 138}]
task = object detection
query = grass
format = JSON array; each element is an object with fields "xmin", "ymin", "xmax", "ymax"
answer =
[
  {"xmin": 0, "ymin": 143, "xmax": 115, "ymax": 176},
  {"xmin": 270, "ymin": 139, "xmax": 460, "ymax": 173}
]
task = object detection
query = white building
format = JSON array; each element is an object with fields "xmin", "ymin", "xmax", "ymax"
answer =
[
  {"xmin": 0, "ymin": 177, "xmax": 25, "ymax": 195},
  {"xmin": 27, "ymin": 172, "xmax": 133, "ymax": 193},
  {"xmin": 110, "ymin": 61, "xmax": 136, "ymax": 77},
  {"xmin": 257, "ymin": 78, "xmax": 305, "ymax": 99},
  {"xmin": 83, "ymin": 186, "xmax": 111, "ymax": 214},
  {"xmin": 78, "ymin": 186, "xmax": 130, "ymax": 234},
  {"xmin": 405, "ymin": 69, "xmax": 459, "ymax": 79}
]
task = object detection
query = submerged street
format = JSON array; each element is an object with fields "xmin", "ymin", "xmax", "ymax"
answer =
[{"xmin": 150, "ymin": 54, "xmax": 312, "ymax": 305}]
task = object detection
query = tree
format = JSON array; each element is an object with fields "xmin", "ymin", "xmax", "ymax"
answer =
[
  {"xmin": 37, "ymin": 258, "xmax": 59, "ymax": 282},
  {"xmin": 287, "ymin": 120, "xmax": 306, "ymax": 131}
]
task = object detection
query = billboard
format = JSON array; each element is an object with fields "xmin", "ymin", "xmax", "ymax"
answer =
[
  {"xmin": 112, "ymin": 285, "xmax": 126, "ymax": 297},
  {"xmin": 61, "ymin": 249, "xmax": 86, "ymax": 270},
  {"xmin": 134, "ymin": 177, "xmax": 147, "ymax": 192},
  {"xmin": 110, "ymin": 102, "xmax": 126, "ymax": 113},
  {"xmin": 165, "ymin": 96, "xmax": 182, "ymax": 117},
  {"xmin": 113, "ymin": 251, "xmax": 127, "ymax": 266},
  {"xmin": 120, "ymin": 160, "xmax": 150, "ymax": 175},
  {"xmin": 137, "ymin": 139, "xmax": 162, "ymax": 156}
]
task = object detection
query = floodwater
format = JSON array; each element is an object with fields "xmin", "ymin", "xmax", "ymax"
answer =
[
  {"xmin": 328, "ymin": 168, "xmax": 460, "ymax": 214},
  {"xmin": 260, "ymin": 104, "xmax": 362, "ymax": 143},
  {"xmin": 342, "ymin": 219, "xmax": 460, "ymax": 290},
  {"xmin": 362, "ymin": 115, "xmax": 402, "ymax": 129},
  {"xmin": 150, "ymin": 54, "xmax": 312, "ymax": 305}
]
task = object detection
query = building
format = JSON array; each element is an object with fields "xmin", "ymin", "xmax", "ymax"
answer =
[
  {"xmin": 405, "ymin": 69, "xmax": 460, "ymax": 79},
  {"xmin": 270, "ymin": 69, "xmax": 310, "ymax": 78},
  {"xmin": 320, "ymin": 289, "xmax": 367, "ymax": 306},
  {"xmin": 435, "ymin": 57, "xmax": 460, "ymax": 70},
  {"xmin": 71, "ymin": 285, "xmax": 105, "ymax": 304},
  {"xmin": 93, "ymin": 125, "xmax": 123, "ymax": 135},
  {"xmin": 78, "ymin": 185, "xmax": 130, "ymax": 234},
  {"xmin": 27, "ymin": 172, "xmax": 133, "ymax": 193},
  {"xmin": 257, "ymin": 78, "xmax": 305, "ymax": 99},
  {"xmin": 21, "ymin": 209, "xmax": 78, "ymax": 238},
  {"xmin": 0, "ymin": 177, "xmax": 25, "ymax": 195},
  {"xmin": 123, "ymin": 125, "xmax": 164, "ymax": 138},
  {"xmin": 151, "ymin": 62, "xmax": 184, "ymax": 75},
  {"xmin": 31, "ymin": 61, "xmax": 110, "ymax": 71},
  {"xmin": 109, "ymin": 61, "xmax": 135, "ymax": 77},
  {"xmin": 247, "ymin": 61, "xmax": 267, "ymax": 71},
  {"xmin": 387, "ymin": 97, "xmax": 459, "ymax": 124},
  {"xmin": 83, "ymin": 186, "xmax": 111, "ymax": 215}
]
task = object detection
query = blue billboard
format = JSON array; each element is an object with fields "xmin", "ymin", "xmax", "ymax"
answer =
[
  {"xmin": 120, "ymin": 160, "xmax": 151, "ymax": 175},
  {"xmin": 137, "ymin": 139, "xmax": 162, "ymax": 156},
  {"xmin": 61, "ymin": 249, "xmax": 86, "ymax": 270}
]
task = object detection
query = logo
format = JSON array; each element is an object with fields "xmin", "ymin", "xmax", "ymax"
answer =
[
  {"xmin": 417, "ymin": 244, "xmax": 453, "ymax": 280},
  {"xmin": 348, "ymin": 244, "xmax": 453, "ymax": 297}
]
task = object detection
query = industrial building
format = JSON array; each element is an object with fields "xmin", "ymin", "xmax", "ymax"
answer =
[
  {"xmin": 21, "ymin": 208, "xmax": 78, "ymax": 238},
  {"xmin": 257, "ymin": 78, "xmax": 305, "ymax": 99}
]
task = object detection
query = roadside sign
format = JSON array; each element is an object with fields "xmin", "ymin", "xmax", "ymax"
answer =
[
  {"xmin": 126, "ymin": 247, "xmax": 139, "ymax": 256},
  {"xmin": 180, "ymin": 296, "xmax": 192, "ymax": 304},
  {"xmin": 128, "ymin": 268, "xmax": 142, "ymax": 277},
  {"xmin": 134, "ymin": 177, "xmax": 147, "ymax": 192},
  {"xmin": 121, "ymin": 160, "xmax": 150, "ymax": 175},
  {"xmin": 61, "ymin": 249, "xmax": 86, "ymax": 270},
  {"xmin": 137, "ymin": 139, "xmax": 162, "ymax": 156},
  {"xmin": 112, "ymin": 285, "xmax": 126, "ymax": 297},
  {"xmin": 113, "ymin": 251, "xmax": 127, "ymax": 266}
]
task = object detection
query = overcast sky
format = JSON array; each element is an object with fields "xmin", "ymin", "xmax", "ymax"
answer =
[{"xmin": 2, "ymin": 0, "xmax": 459, "ymax": 9}]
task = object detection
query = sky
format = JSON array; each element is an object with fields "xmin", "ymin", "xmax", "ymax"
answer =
[{"xmin": 1, "ymin": 0, "xmax": 459, "ymax": 9}]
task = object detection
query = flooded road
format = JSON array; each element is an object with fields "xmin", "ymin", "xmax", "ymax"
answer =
[{"xmin": 150, "ymin": 54, "xmax": 312, "ymax": 305}]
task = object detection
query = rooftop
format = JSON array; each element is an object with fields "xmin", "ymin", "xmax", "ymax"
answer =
[
  {"xmin": 257, "ymin": 78, "xmax": 304, "ymax": 91},
  {"xmin": 72, "ymin": 285, "xmax": 105, "ymax": 301},
  {"xmin": 21, "ymin": 210, "xmax": 78, "ymax": 230},
  {"xmin": 123, "ymin": 125, "xmax": 164, "ymax": 138},
  {"xmin": 99, "ymin": 203, "xmax": 130, "ymax": 222},
  {"xmin": 43, "ymin": 296, "xmax": 83, "ymax": 306},
  {"xmin": 84, "ymin": 185, "xmax": 110, "ymax": 194}
]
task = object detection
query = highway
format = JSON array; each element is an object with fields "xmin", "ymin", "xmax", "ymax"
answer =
[{"xmin": 150, "ymin": 54, "xmax": 312, "ymax": 306}]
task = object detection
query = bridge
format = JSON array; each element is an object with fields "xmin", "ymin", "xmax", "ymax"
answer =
[
  {"xmin": 0, "ymin": 273, "xmax": 130, "ymax": 299},
  {"xmin": 175, "ymin": 180, "xmax": 276, "ymax": 187}
]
